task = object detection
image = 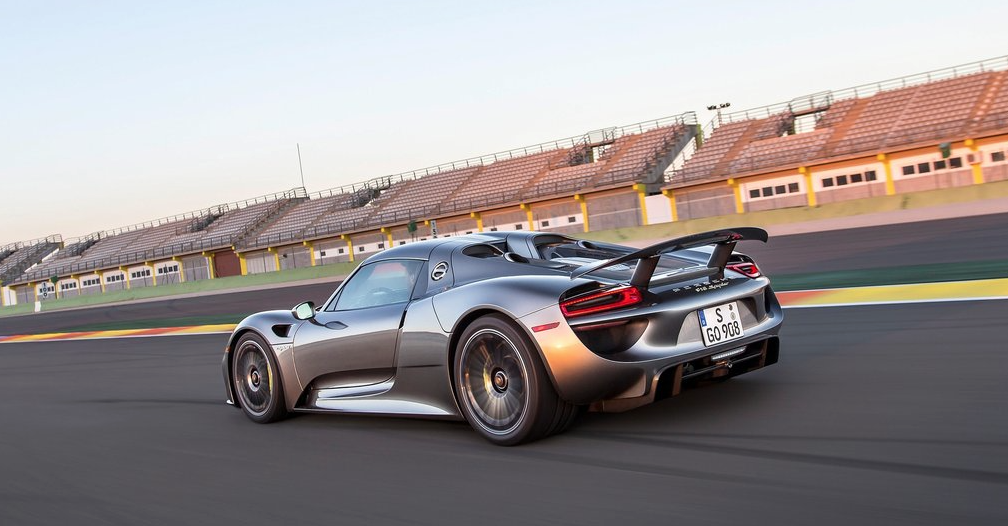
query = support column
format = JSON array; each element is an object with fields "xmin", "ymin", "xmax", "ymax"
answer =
[
  {"xmin": 876, "ymin": 154, "xmax": 896, "ymax": 196},
  {"xmin": 470, "ymin": 212, "xmax": 483, "ymax": 232},
  {"xmin": 573, "ymin": 194, "xmax": 589, "ymax": 232},
  {"xmin": 202, "ymin": 251, "xmax": 216, "ymax": 279},
  {"xmin": 799, "ymin": 166, "xmax": 817, "ymax": 207},
  {"xmin": 965, "ymin": 139, "xmax": 985, "ymax": 185},
  {"xmin": 340, "ymin": 235, "xmax": 354, "ymax": 263},
  {"xmin": 267, "ymin": 248, "xmax": 280, "ymax": 272},
  {"xmin": 98, "ymin": 271, "xmax": 106, "ymax": 292},
  {"xmin": 237, "ymin": 253, "xmax": 248, "ymax": 276},
  {"xmin": 633, "ymin": 183, "xmax": 651, "ymax": 224},
  {"xmin": 173, "ymin": 257, "xmax": 185, "ymax": 282},
  {"xmin": 520, "ymin": 203, "xmax": 535, "ymax": 231},
  {"xmin": 380, "ymin": 227, "xmax": 393, "ymax": 249},
  {"xmin": 727, "ymin": 179, "xmax": 744, "ymax": 214},
  {"xmin": 120, "ymin": 267, "xmax": 131, "ymax": 290},
  {"xmin": 661, "ymin": 189, "xmax": 678, "ymax": 222},
  {"xmin": 303, "ymin": 241, "xmax": 316, "ymax": 267}
]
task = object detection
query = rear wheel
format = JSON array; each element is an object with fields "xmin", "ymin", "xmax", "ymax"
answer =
[
  {"xmin": 454, "ymin": 314, "xmax": 577, "ymax": 445},
  {"xmin": 232, "ymin": 332, "xmax": 287, "ymax": 424}
]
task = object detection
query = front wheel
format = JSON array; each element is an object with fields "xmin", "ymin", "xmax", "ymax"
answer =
[
  {"xmin": 453, "ymin": 315, "xmax": 577, "ymax": 445},
  {"xmin": 232, "ymin": 332, "xmax": 287, "ymax": 424}
]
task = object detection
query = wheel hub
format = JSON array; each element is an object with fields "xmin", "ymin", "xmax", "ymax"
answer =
[
  {"xmin": 248, "ymin": 368, "xmax": 261, "ymax": 390},
  {"xmin": 491, "ymin": 368, "xmax": 509, "ymax": 393}
]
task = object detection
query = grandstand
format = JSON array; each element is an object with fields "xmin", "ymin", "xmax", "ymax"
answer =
[
  {"xmin": 667, "ymin": 55, "xmax": 1008, "ymax": 219},
  {"xmin": 4, "ymin": 55, "xmax": 1008, "ymax": 305}
]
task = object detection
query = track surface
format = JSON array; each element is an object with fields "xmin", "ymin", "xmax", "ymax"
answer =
[
  {"xmin": 1, "ymin": 301, "xmax": 1006, "ymax": 525},
  {"xmin": 742, "ymin": 211, "xmax": 1008, "ymax": 273},
  {"xmin": 3, "ymin": 212, "xmax": 1008, "ymax": 336}
]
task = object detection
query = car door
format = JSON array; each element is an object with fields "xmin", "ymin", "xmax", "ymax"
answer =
[{"xmin": 292, "ymin": 259, "xmax": 424, "ymax": 390}]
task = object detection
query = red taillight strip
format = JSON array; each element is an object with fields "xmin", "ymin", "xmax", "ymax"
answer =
[
  {"xmin": 727, "ymin": 262, "xmax": 761, "ymax": 278},
  {"xmin": 560, "ymin": 285, "xmax": 643, "ymax": 318}
]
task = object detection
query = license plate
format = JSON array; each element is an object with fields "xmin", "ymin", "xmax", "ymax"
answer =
[{"xmin": 698, "ymin": 301, "xmax": 744, "ymax": 347}]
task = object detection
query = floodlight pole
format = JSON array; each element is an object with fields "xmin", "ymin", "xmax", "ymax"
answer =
[{"xmin": 297, "ymin": 143, "xmax": 306, "ymax": 189}]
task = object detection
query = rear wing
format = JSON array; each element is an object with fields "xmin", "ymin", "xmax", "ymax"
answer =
[{"xmin": 569, "ymin": 227, "xmax": 768, "ymax": 289}]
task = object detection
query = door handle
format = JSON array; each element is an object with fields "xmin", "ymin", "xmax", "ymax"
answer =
[{"xmin": 325, "ymin": 321, "xmax": 348, "ymax": 330}]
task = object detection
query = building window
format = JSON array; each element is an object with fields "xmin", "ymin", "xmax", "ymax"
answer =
[
  {"xmin": 902, "ymin": 165, "xmax": 915, "ymax": 176},
  {"xmin": 761, "ymin": 187, "xmax": 773, "ymax": 197},
  {"xmin": 466, "ymin": 231, "xmax": 473, "ymax": 234},
  {"xmin": 865, "ymin": 170, "xmax": 878, "ymax": 181},
  {"xmin": 917, "ymin": 163, "xmax": 931, "ymax": 174},
  {"xmin": 377, "ymin": 243, "xmax": 385, "ymax": 249},
  {"xmin": 749, "ymin": 189, "xmax": 760, "ymax": 199},
  {"xmin": 836, "ymin": 175, "xmax": 848, "ymax": 186},
  {"xmin": 399, "ymin": 241, "xmax": 406, "ymax": 245},
  {"xmin": 788, "ymin": 182, "xmax": 799, "ymax": 193},
  {"xmin": 933, "ymin": 160, "xmax": 947, "ymax": 170},
  {"xmin": 515, "ymin": 224, "xmax": 523, "ymax": 230},
  {"xmin": 850, "ymin": 173, "xmax": 863, "ymax": 183},
  {"xmin": 489, "ymin": 227, "xmax": 498, "ymax": 232},
  {"xmin": 949, "ymin": 157, "xmax": 963, "ymax": 168},
  {"xmin": 337, "ymin": 248, "xmax": 344, "ymax": 254},
  {"xmin": 993, "ymin": 151, "xmax": 1006, "ymax": 162},
  {"xmin": 320, "ymin": 251, "xmax": 327, "ymax": 257},
  {"xmin": 774, "ymin": 185, "xmax": 786, "ymax": 195},
  {"xmin": 822, "ymin": 178, "xmax": 834, "ymax": 188},
  {"xmin": 567, "ymin": 216, "xmax": 576, "ymax": 223},
  {"xmin": 358, "ymin": 246, "xmax": 365, "ymax": 252},
  {"xmin": 540, "ymin": 220, "xmax": 550, "ymax": 227}
]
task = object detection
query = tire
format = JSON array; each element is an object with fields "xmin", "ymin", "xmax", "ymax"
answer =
[
  {"xmin": 453, "ymin": 314, "xmax": 576, "ymax": 445},
  {"xmin": 232, "ymin": 332, "xmax": 287, "ymax": 424}
]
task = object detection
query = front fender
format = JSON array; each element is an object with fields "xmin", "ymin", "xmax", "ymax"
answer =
[{"xmin": 223, "ymin": 310, "xmax": 306, "ymax": 412}]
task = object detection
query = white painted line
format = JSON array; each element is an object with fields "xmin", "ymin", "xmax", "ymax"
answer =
[
  {"xmin": 782, "ymin": 295, "xmax": 1008, "ymax": 309},
  {"xmin": 0, "ymin": 331, "xmax": 233, "ymax": 344}
]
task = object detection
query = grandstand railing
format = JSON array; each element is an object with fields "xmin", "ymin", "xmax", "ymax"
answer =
[
  {"xmin": 719, "ymin": 55, "xmax": 1008, "ymax": 124},
  {"xmin": 974, "ymin": 110, "xmax": 1008, "ymax": 134},
  {"xmin": 0, "ymin": 234, "xmax": 63, "ymax": 254},
  {"xmin": 370, "ymin": 112, "xmax": 697, "ymax": 187},
  {"xmin": 96, "ymin": 187, "xmax": 307, "ymax": 239}
]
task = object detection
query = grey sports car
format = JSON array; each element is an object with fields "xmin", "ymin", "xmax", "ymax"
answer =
[{"xmin": 222, "ymin": 228, "xmax": 783, "ymax": 445}]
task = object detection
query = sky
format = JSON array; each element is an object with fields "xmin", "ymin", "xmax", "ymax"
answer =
[{"xmin": 2, "ymin": 0, "xmax": 1006, "ymax": 242}]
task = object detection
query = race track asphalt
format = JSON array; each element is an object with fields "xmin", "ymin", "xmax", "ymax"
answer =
[
  {"xmin": 0, "ymin": 300, "xmax": 1005, "ymax": 525},
  {"xmin": 741, "ymin": 210, "xmax": 1008, "ymax": 274},
  {"xmin": 3, "ymin": 211, "xmax": 1007, "ymax": 337}
]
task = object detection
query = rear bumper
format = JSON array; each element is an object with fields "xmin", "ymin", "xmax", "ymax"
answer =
[
  {"xmin": 520, "ymin": 290, "xmax": 784, "ymax": 407},
  {"xmin": 590, "ymin": 336, "xmax": 779, "ymax": 412}
]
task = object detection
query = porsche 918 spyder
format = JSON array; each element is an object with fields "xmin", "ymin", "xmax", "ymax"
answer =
[{"xmin": 222, "ymin": 227, "xmax": 783, "ymax": 445}]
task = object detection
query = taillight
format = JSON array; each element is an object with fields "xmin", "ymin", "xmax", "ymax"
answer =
[
  {"xmin": 560, "ymin": 285, "xmax": 643, "ymax": 318},
  {"xmin": 727, "ymin": 262, "xmax": 761, "ymax": 278}
]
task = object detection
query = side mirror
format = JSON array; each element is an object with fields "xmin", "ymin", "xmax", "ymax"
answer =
[{"xmin": 292, "ymin": 301, "xmax": 316, "ymax": 320}]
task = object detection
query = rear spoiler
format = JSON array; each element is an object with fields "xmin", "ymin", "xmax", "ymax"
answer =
[{"xmin": 569, "ymin": 227, "xmax": 768, "ymax": 288}]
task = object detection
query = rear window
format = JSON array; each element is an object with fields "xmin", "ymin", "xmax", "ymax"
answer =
[{"xmin": 536, "ymin": 241, "xmax": 700, "ymax": 282}]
